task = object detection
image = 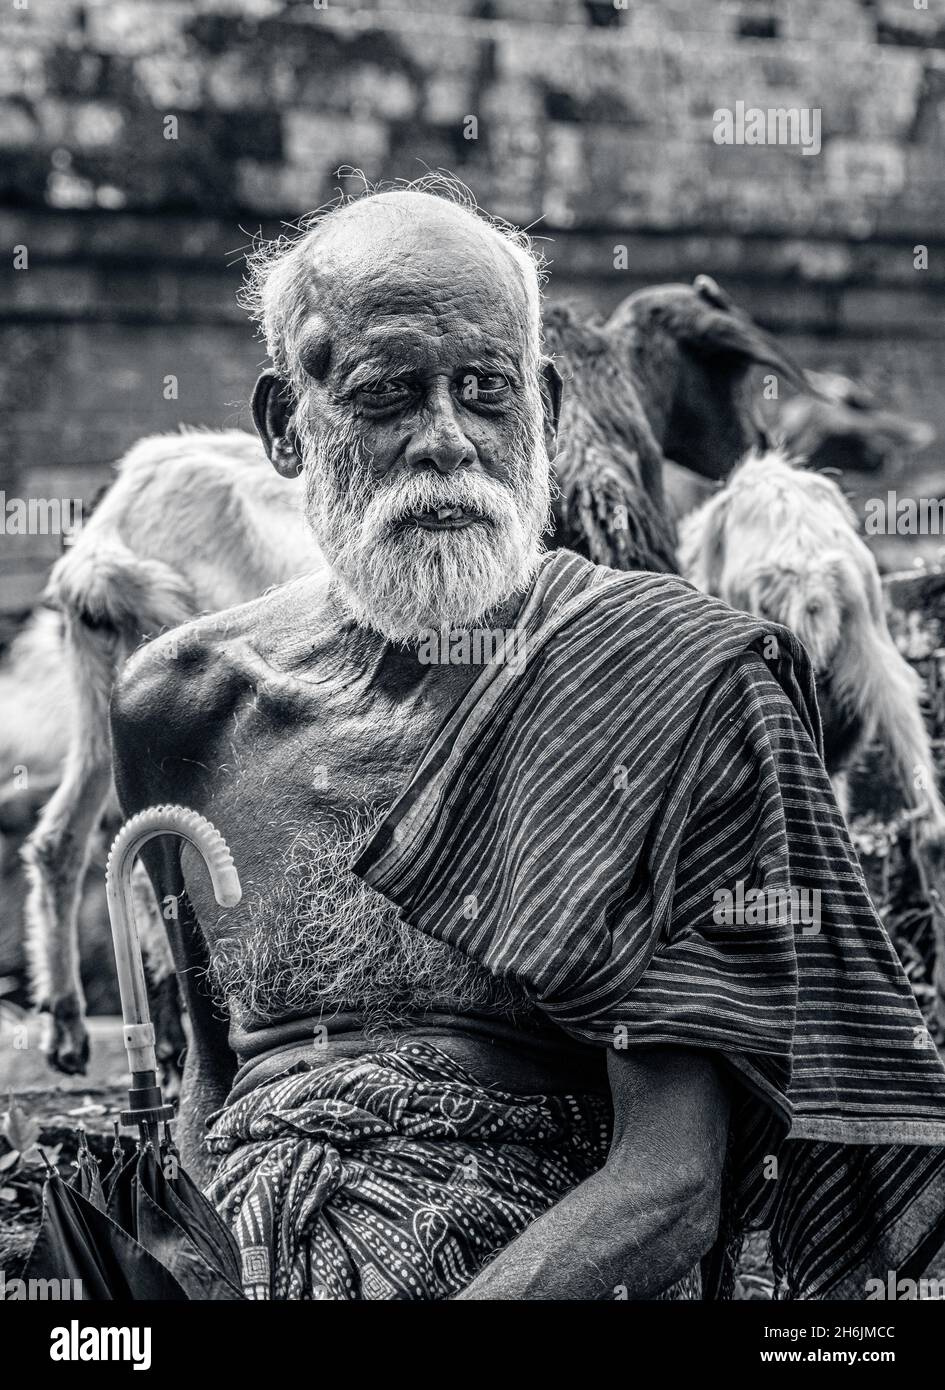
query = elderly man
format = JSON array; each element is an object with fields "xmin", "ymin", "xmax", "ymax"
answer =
[{"xmin": 112, "ymin": 181, "xmax": 945, "ymax": 1301}]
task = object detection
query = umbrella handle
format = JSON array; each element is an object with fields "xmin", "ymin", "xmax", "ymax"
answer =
[{"xmin": 105, "ymin": 805, "xmax": 242, "ymax": 1080}]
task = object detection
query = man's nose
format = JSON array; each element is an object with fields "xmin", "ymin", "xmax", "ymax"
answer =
[{"xmin": 404, "ymin": 387, "xmax": 476, "ymax": 474}]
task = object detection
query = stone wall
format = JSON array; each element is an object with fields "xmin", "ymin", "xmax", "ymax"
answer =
[{"xmin": 2, "ymin": 0, "xmax": 945, "ymax": 611}]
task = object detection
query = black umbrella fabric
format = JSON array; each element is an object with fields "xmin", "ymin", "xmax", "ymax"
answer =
[
  {"xmin": 140, "ymin": 1140, "xmax": 243, "ymax": 1290},
  {"xmin": 106, "ymin": 1143, "xmax": 243, "ymax": 1299},
  {"xmin": 24, "ymin": 1138, "xmax": 244, "ymax": 1300},
  {"xmin": 23, "ymin": 1169, "xmax": 188, "ymax": 1300},
  {"xmin": 102, "ymin": 1122, "xmax": 128, "ymax": 1203}
]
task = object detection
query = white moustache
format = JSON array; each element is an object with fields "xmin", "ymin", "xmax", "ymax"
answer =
[{"xmin": 365, "ymin": 475, "xmax": 513, "ymax": 534}]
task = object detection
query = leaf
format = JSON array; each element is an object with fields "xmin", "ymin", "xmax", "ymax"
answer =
[
  {"xmin": 0, "ymin": 1150, "xmax": 18, "ymax": 1172},
  {"xmin": 2, "ymin": 1095, "xmax": 40, "ymax": 1154},
  {"xmin": 0, "ymin": 1187, "xmax": 16, "ymax": 1203}
]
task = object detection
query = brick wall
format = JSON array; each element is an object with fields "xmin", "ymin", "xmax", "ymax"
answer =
[{"xmin": 2, "ymin": 0, "xmax": 945, "ymax": 611}]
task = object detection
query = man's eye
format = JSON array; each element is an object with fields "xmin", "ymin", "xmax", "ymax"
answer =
[
  {"xmin": 361, "ymin": 381, "xmax": 410, "ymax": 406},
  {"xmin": 458, "ymin": 371, "xmax": 510, "ymax": 403}
]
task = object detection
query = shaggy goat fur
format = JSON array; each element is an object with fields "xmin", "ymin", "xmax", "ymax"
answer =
[
  {"xmin": 679, "ymin": 450, "xmax": 945, "ymax": 840},
  {"xmin": 544, "ymin": 303, "xmax": 678, "ymax": 573}
]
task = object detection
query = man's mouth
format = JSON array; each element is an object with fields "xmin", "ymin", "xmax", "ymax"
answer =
[{"xmin": 407, "ymin": 504, "xmax": 481, "ymax": 531}]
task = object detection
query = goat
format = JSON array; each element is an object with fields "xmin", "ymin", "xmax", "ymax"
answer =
[
  {"xmin": 606, "ymin": 275, "xmax": 808, "ymax": 478},
  {"xmin": 20, "ymin": 428, "xmax": 324, "ymax": 1073},
  {"xmin": 544, "ymin": 303, "xmax": 677, "ymax": 573},
  {"xmin": 0, "ymin": 608, "xmax": 71, "ymax": 796},
  {"xmin": 779, "ymin": 370, "xmax": 935, "ymax": 474},
  {"xmin": 679, "ymin": 449, "xmax": 945, "ymax": 842},
  {"xmin": 0, "ymin": 609, "xmax": 72, "ymax": 1000},
  {"xmin": 547, "ymin": 276, "xmax": 809, "ymax": 571}
]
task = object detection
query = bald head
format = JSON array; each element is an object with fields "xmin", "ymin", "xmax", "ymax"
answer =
[{"xmin": 249, "ymin": 187, "xmax": 544, "ymax": 392}]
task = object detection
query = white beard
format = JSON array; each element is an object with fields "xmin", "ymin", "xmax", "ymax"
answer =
[{"xmin": 301, "ymin": 414, "xmax": 552, "ymax": 644}]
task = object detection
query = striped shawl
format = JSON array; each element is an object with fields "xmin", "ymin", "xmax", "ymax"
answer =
[{"xmin": 353, "ymin": 548, "xmax": 945, "ymax": 1298}]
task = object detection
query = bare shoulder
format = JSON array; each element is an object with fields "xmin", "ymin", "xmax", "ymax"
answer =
[{"xmin": 110, "ymin": 572, "xmax": 331, "ymax": 768}]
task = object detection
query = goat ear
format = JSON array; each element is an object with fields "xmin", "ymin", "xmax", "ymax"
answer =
[
  {"xmin": 803, "ymin": 368, "xmax": 862, "ymax": 406},
  {"xmin": 679, "ymin": 291, "xmax": 809, "ymax": 395}
]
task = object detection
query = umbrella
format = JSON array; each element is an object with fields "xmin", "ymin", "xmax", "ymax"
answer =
[
  {"xmin": 22, "ymin": 805, "xmax": 245, "ymax": 1300},
  {"xmin": 25, "ymin": 1162, "xmax": 190, "ymax": 1300}
]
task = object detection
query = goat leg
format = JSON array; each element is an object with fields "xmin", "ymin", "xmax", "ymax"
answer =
[
  {"xmin": 22, "ymin": 752, "xmax": 112, "ymax": 1074},
  {"xmin": 871, "ymin": 636, "xmax": 945, "ymax": 848},
  {"xmin": 22, "ymin": 620, "xmax": 119, "ymax": 1074}
]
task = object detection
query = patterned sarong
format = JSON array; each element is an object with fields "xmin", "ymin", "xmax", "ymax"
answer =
[
  {"xmin": 352, "ymin": 549, "xmax": 945, "ymax": 1299},
  {"xmin": 207, "ymin": 1042, "xmax": 611, "ymax": 1300}
]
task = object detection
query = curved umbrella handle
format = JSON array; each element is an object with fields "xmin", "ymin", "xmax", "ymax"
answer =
[{"xmin": 106, "ymin": 805, "xmax": 242, "ymax": 1077}]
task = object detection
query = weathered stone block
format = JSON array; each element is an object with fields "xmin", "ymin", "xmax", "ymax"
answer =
[
  {"xmin": 85, "ymin": 2, "xmax": 194, "ymax": 57},
  {"xmin": 134, "ymin": 53, "xmax": 206, "ymax": 110},
  {"xmin": 283, "ymin": 110, "xmax": 388, "ymax": 168},
  {"xmin": 40, "ymin": 100, "xmax": 127, "ymax": 150},
  {"xmin": 824, "ymin": 137, "xmax": 907, "ymax": 196}
]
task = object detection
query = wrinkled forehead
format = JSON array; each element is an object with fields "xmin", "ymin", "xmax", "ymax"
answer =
[{"xmin": 291, "ymin": 200, "xmax": 536, "ymax": 377}]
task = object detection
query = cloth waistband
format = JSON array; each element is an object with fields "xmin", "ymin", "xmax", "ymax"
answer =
[{"xmin": 226, "ymin": 1012, "xmax": 608, "ymax": 1107}]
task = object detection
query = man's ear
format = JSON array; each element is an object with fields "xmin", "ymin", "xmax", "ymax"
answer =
[
  {"xmin": 252, "ymin": 370, "xmax": 303, "ymax": 477},
  {"xmin": 540, "ymin": 357, "xmax": 564, "ymax": 456}
]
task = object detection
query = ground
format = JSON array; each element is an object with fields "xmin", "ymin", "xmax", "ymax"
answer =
[{"xmin": 0, "ymin": 1017, "xmax": 132, "ymax": 1277}]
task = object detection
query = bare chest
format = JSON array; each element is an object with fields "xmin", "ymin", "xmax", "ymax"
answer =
[{"xmin": 176, "ymin": 637, "xmax": 478, "ymax": 961}]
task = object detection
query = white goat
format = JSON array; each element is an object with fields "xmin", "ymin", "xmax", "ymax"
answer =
[
  {"xmin": 21, "ymin": 428, "xmax": 324, "ymax": 1072},
  {"xmin": 679, "ymin": 449, "xmax": 945, "ymax": 841}
]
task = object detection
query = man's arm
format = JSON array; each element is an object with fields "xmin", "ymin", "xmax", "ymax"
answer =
[
  {"xmin": 110, "ymin": 639, "xmax": 238, "ymax": 1185},
  {"xmin": 131, "ymin": 835, "xmax": 236, "ymax": 1184},
  {"xmin": 456, "ymin": 1046, "xmax": 729, "ymax": 1300}
]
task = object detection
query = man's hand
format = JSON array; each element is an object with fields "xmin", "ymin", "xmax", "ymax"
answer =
[{"xmin": 456, "ymin": 1046, "xmax": 730, "ymax": 1300}]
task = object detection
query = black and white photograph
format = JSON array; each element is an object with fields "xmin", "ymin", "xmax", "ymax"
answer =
[{"xmin": 2, "ymin": 0, "xmax": 945, "ymax": 1351}]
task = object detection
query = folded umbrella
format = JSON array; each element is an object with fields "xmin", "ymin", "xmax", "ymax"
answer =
[
  {"xmin": 104, "ymin": 1139, "xmax": 243, "ymax": 1298},
  {"xmin": 25, "ymin": 1165, "xmax": 188, "ymax": 1300},
  {"xmin": 23, "ymin": 805, "xmax": 245, "ymax": 1300}
]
